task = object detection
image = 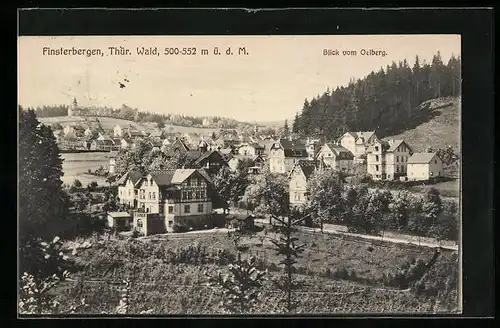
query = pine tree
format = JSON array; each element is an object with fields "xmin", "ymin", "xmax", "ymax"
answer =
[
  {"xmin": 19, "ymin": 109, "xmax": 68, "ymax": 245},
  {"xmin": 283, "ymin": 119, "xmax": 290, "ymax": 137},
  {"xmin": 292, "ymin": 113, "xmax": 300, "ymax": 134}
]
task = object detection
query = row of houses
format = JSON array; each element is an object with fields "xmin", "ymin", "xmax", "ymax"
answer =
[{"xmin": 286, "ymin": 131, "xmax": 445, "ymax": 208}]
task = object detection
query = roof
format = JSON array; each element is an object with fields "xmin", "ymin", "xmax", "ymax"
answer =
[
  {"xmin": 146, "ymin": 169, "xmax": 212, "ymax": 187},
  {"xmin": 407, "ymin": 152, "xmax": 439, "ymax": 164},
  {"xmin": 149, "ymin": 130, "xmax": 164, "ymax": 138},
  {"xmin": 272, "ymin": 138, "xmax": 308, "ymax": 157},
  {"xmin": 194, "ymin": 150, "xmax": 225, "ymax": 165},
  {"xmin": 324, "ymin": 144, "xmax": 355, "ymax": 159},
  {"xmin": 386, "ymin": 139, "xmax": 412, "ymax": 152},
  {"xmin": 96, "ymin": 139, "xmax": 114, "ymax": 146},
  {"xmin": 289, "ymin": 160, "xmax": 317, "ymax": 180},
  {"xmin": 116, "ymin": 170, "xmax": 143, "ymax": 186},
  {"xmin": 343, "ymin": 131, "xmax": 376, "ymax": 143},
  {"xmin": 128, "ymin": 130, "xmax": 144, "ymax": 137},
  {"xmin": 108, "ymin": 212, "xmax": 132, "ymax": 218}
]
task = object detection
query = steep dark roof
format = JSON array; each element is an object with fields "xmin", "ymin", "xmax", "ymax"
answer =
[
  {"xmin": 194, "ymin": 150, "xmax": 225, "ymax": 165},
  {"xmin": 387, "ymin": 139, "xmax": 412, "ymax": 153},
  {"xmin": 145, "ymin": 169, "xmax": 212, "ymax": 187},
  {"xmin": 117, "ymin": 170, "xmax": 143, "ymax": 186},
  {"xmin": 272, "ymin": 139, "xmax": 308, "ymax": 157},
  {"xmin": 289, "ymin": 159, "xmax": 317, "ymax": 180}
]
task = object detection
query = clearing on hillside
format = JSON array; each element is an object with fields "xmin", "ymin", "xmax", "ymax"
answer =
[{"xmin": 383, "ymin": 97, "xmax": 461, "ymax": 153}]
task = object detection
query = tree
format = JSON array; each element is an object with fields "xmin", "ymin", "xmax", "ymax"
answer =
[
  {"xmin": 422, "ymin": 188, "xmax": 443, "ymax": 238},
  {"xmin": 205, "ymin": 254, "xmax": 266, "ymax": 314},
  {"xmin": 19, "ymin": 109, "xmax": 69, "ymax": 245},
  {"xmin": 292, "ymin": 113, "xmax": 300, "ymax": 134},
  {"xmin": 244, "ymin": 168, "xmax": 289, "ymax": 223},
  {"xmin": 390, "ymin": 190, "xmax": 412, "ymax": 231},
  {"xmin": 72, "ymin": 179, "xmax": 82, "ymax": 188},
  {"xmin": 213, "ymin": 165, "xmax": 250, "ymax": 211},
  {"xmin": 305, "ymin": 169, "xmax": 344, "ymax": 232},
  {"xmin": 157, "ymin": 121, "xmax": 165, "ymax": 129},
  {"xmin": 269, "ymin": 213, "xmax": 308, "ymax": 313},
  {"xmin": 282, "ymin": 120, "xmax": 290, "ymax": 137},
  {"xmin": 211, "ymin": 131, "xmax": 217, "ymax": 140}
]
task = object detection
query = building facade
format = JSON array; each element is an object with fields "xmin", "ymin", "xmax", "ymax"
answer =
[
  {"xmin": 366, "ymin": 139, "xmax": 413, "ymax": 180},
  {"xmin": 269, "ymin": 138, "xmax": 310, "ymax": 174},
  {"xmin": 316, "ymin": 143, "xmax": 354, "ymax": 172},
  {"xmin": 288, "ymin": 160, "xmax": 317, "ymax": 209},
  {"xmin": 407, "ymin": 152, "xmax": 444, "ymax": 181},
  {"xmin": 338, "ymin": 131, "xmax": 379, "ymax": 162}
]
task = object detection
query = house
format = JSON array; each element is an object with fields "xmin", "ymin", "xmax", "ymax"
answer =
[
  {"xmin": 90, "ymin": 139, "xmax": 115, "ymax": 151},
  {"xmin": 120, "ymin": 138, "xmax": 133, "ymax": 150},
  {"xmin": 125, "ymin": 130, "xmax": 146, "ymax": 139},
  {"xmin": 238, "ymin": 143, "xmax": 265, "ymax": 156},
  {"xmin": 183, "ymin": 133, "xmax": 202, "ymax": 147},
  {"xmin": 316, "ymin": 143, "xmax": 354, "ymax": 173},
  {"xmin": 109, "ymin": 157, "xmax": 116, "ymax": 175},
  {"xmin": 305, "ymin": 138, "xmax": 321, "ymax": 159},
  {"xmin": 268, "ymin": 138, "xmax": 310, "ymax": 174},
  {"xmin": 84, "ymin": 127, "xmax": 94, "ymax": 137},
  {"xmin": 367, "ymin": 139, "xmax": 413, "ymax": 180},
  {"xmin": 117, "ymin": 170, "xmax": 143, "ymax": 208},
  {"xmin": 338, "ymin": 131, "xmax": 379, "ymax": 162},
  {"xmin": 260, "ymin": 138, "xmax": 277, "ymax": 156},
  {"xmin": 135, "ymin": 169, "xmax": 214, "ymax": 232},
  {"xmin": 133, "ymin": 212, "xmax": 165, "ymax": 236},
  {"xmin": 407, "ymin": 152, "xmax": 444, "ymax": 181},
  {"xmin": 288, "ymin": 160, "xmax": 317, "ymax": 209},
  {"xmin": 192, "ymin": 150, "xmax": 229, "ymax": 175},
  {"xmin": 114, "ymin": 124, "xmax": 123, "ymax": 138},
  {"xmin": 149, "ymin": 129, "xmax": 165, "ymax": 140},
  {"xmin": 63, "ymin": 124, "xmax": 85, "ymax": 138},
  {"xmin": 163, "ymin": 138, "xmax": 190, "ymax": 158},
  {"xmin": 215, "ymin": 135, "xmax": 239, "ymax": 149},
  {"xmin": 52, "ymin": 130, "xmax": 63, "ymax": 143},
  {"xmin": 147, "ymin": 139, "xmax": 163, "ymax": 152},
  {"xmin": 224, "ymin": 214, "xmax": 256, "ymax": 231},
  {"xmin": 107, "ymin": 212, "xmax": 133, "ymax": 231},
  {"xmin": 97, "ymin": 133, "xmax": 113, "ymax": 142}
]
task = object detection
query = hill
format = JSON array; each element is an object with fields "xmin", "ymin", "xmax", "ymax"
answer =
[
  {"xmin": 39, "ymin": 116, "xmax": 219, "ymax": 135},
  {"xmin": 382, "ymin": 97, "xmax": 461, "ymax": 153}
]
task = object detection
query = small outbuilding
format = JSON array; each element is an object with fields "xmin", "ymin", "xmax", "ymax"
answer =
[
  {"xmin": 107, "ymin": 212, "xmax": 133, "ymax": 231},
  {"xmin": 224, "ymin": 214, "xmax": 256, "ymax": 231}
]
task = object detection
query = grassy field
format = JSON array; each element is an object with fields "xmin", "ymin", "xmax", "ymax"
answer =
[
  {"xmin": 60, "ymin": 152, "xmax": 110, "ymax": 186},
  {"xmin": 55, "ymin": 228, "xmax": 460, "ymax": 315},
  {"xmin": 409, "ymin": 179, "xmax": 460, "ymax": 199},
  {"xmin": 383, "ymin": 97, "xmax": 461, "ymax": 152}
]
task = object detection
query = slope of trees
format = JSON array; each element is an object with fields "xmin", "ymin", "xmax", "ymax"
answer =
[{"xmin": 293, "ymin": 52, "xmax": 461, "ymax": 141}]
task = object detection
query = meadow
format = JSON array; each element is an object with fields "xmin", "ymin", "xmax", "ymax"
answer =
[
  {"xmin": 60, "ymin": 152, "xmax": 110, "ymax": 186},
  {"xmin": 55, "ymin": 227, "xmax": 460, "ymax": 315}
]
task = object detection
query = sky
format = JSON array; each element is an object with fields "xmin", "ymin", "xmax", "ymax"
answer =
[{"xmin": 18, "ymin": 35, "xmax": 461, "ymax": 122}]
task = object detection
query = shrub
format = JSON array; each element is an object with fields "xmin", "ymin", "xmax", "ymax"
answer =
[
  {"xmin": 73, "ymin": 179, "xmax": 82, "ymax": 188},
  {"xmin": 172, "ymin": 224, "xmax": 188, "ymax": 233}
]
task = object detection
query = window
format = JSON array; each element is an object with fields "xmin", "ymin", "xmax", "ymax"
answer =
[
  {"xmin": 128, "ymin": 190, "xmax": 131, "ymax": 196},
  {"xmin": 120, "ymin": 190, "xmax": 123, "ymax": 196},
  {"xmin": 375, "ymin": 146, "xmax": 379, "ymax": 151},
  {"xmin": 197, "ymin": 178, "xmax": 202, "ymax": 186},
  {"xmin": 396, "ymin": 156, "xmax": 399, "ymax": 162},
  {"xmin": 168, "ymin": 206, "xmax": 174, "ymax": 214},
  {"xmin": 198, "ymin": 204, "xmax": 204, "ymax": 212},
  {"xmin": 168, "ymin": 220, "xmax": 173, "ymax": 227},
  {"xmin": 148, "ymin": 192, "xmax": 151, "ymax": 200},
  {"xmin": 396, "ymin": 166, "xmax": 400, "ymax": 173},
  {"xmin": 375, "ymin": 155, "xmax": 379, "ymax": 161},
  {"xmin": 187, "ymin": 179, "xmax": 191, "ymax": 186},
  {"xmin": 182, "ymin": 191, "xmax": 188, "ymax": 200},
  {"xmin": 375, "ymin": 165, "xmax": 379, "ymax": 171},
  {"xmin": 184, "ymin": 205, "xmax": 190, "ymax": 213},
  {"xmin": 152, "ymin": 192, "xmax": 156, "ymax": 200},
  {"xmin": 435, "ymin": 160, "xmax": 437, "ymax": 164},
  {"xmin": 136, "ymin": 219, "xmax": 143, "ymax": 228},
  {"xmin": 145, "ymin": 180, "xmax": 148, "ymax": 187}
]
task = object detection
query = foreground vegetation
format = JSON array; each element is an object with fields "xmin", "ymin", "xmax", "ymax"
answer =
[{"xmin": 47, "ymin": 227, "xmax": 459, "ymax": 315}]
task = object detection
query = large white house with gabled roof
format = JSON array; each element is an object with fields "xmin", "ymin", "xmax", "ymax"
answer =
[
  {"xmin": 135, "ymin": 169, "xmax": 214, "ymax": 231},
  {"xmin": 366, "ymin": 138, "xmax": 413, "ymax": 180}
]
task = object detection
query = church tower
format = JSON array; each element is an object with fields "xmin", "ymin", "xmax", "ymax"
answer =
[{"xmin": 68, "ymin": 97, "xmax": 77, "ymax": 117}]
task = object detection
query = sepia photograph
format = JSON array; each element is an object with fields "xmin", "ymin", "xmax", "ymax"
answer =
[{"xmin": 18, "ymin": 34, "xmax": 462, "ymax": 316}]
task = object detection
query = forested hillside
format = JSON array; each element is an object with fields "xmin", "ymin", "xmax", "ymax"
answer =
[{"xmin": 292, "ymin": 52, "xmax": 461, "ymax": 141}]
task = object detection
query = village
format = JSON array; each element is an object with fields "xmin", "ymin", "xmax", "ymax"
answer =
[{"xmin": 87, "ymin": 124, "xmax": 447, "ymax": 236}]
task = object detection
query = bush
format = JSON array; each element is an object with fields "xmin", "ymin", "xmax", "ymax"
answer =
[
  {"xmin": 172, "ymin": 224, "xmax": 188, "ymax": 233},
  {"xmin": 73, "ymin": 179, "xmax": 82, "ymax": 188}
]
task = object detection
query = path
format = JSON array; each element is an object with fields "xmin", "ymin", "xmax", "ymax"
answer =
[{"xmin": 254, "ymin": 218, "xmax": 458, "ymax": 251}]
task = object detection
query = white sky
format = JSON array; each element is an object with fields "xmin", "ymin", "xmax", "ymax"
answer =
[{"xmin": 18, "ymin": 35, "xmax": 461, "ymax": 122}]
